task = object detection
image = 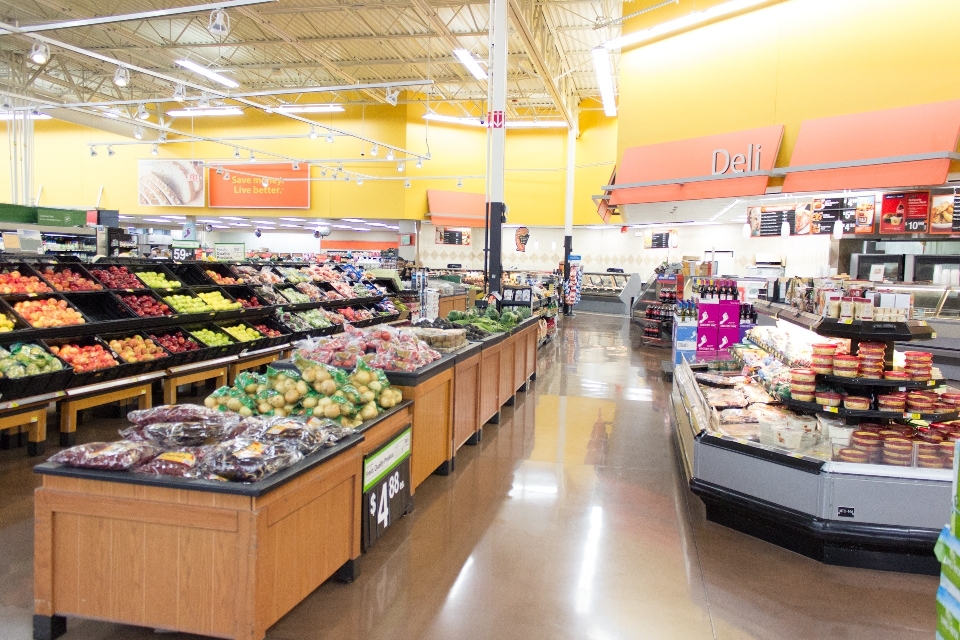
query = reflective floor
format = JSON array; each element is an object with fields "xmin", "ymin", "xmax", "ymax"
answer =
[{"xmin": 0, "ymin": 314, "xmax": 939, "ymax": 639}]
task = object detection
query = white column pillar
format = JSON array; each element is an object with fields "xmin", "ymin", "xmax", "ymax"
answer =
[
  {"xmin": 562, "ymin": 127, "xmax": 576, "ymax": 314},
  {"xmin": 486, "ymin": 0, "xmax": 508, "ymax": 298}
]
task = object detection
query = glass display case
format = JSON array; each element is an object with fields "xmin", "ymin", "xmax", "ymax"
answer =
[
  {"xmin": 908, "ymin": 254, "xmax": 960, "ymax": 284},
  {"xmin": 581, "ymin": 272, "xmax": 628, "ymax": 296},
  {"xmin": 849, "ymin": 253, "xmax": 905, "ymax": 281}
]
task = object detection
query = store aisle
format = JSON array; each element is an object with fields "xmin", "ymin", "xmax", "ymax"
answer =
[{"xmin": 0, "ymin": 314, "xmax": 940, "ymax": 639}]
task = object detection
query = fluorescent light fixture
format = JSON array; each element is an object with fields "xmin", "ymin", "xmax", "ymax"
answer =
[
  {"xmin": 341, "ymin": 218, "xmax": 367, "ymax": 223},
  {"xmin": 279, "ymin": 217, "xmax": 305, "ymax": 221},
  {"xmin": 161, "ymin": 215, "xmax": 186, "ymax": 219},
  {"xmin": 100, "ymin": 108, "xmax": 120, "ymax": 119},
  {"xmin": 592, "ymin": 48, "xmax": 616, "ymax": 117},
  {"xmin": 118, "ymin": 215, "xmax": 134, "ymax": 219},
  {"xmin": 231, "ymin": 223, "xmax": 251, "ymax": 227},
  {"xmin": 166, "ymin": 107, "xmax": 243, "ymax": 117},
  {"xmin": 709, "ymin": 198, "xmax": 742, "ymax": 221},
  {"xmin": 0, "ymin": 112, "xmax": 50, "ymax": 120},
  {"xmin": 350, "ymin": 227, "xmax": 371, "ymax": 232},
  {"xmin": 331, "ymin": 224, "xmax": 353, "ymax": 229},
  {"xmin": 585, "ymin": 225, "xmax": 610, "ymax": 230},
  {"xmin": 604, "ymin": 0, "xmax": 768, "ymax": 50},
  {"xmin": 423, "ymin": 112, "xmax": 484, "ymax": 127},
  {"xmin": 211, "ymin": 225, "xmax": 230, "ymax": 229},
  {"xmin": 280, "ymin": 224, "xmax": 302, "ymax": 228},
  {"xmin": 176, "ymin": 59, "xmax": 239, "ymax": 88},
  {"xmin": 276, "ymin": 104, "xmax": 344, "ymax": 114},
  {"xmin": 252, "ymin": 220, "xmax": 276, "ymax": 224},
  {"xmin": 142, "ymin": 218, "xmax": 168, "ymax": 223},
  {"xmin": 197, "ymin": 219, "xmax": 217, "ymax": 222},
  {"xmin": 453, "ymin": 48, "xmax": 487, "ymax": 80},
  {"xmin": 367, "ymin": 222, "xmax": 390, "ymax": 227},
  {"xmin": 221, "ymin": 216, "xmax": 245, "ymax": 220},
  {"xmin": 507, "ymin": 120, "xmax": 567, "ymax": 129},
  {"xmin": 387, "ymin": 225, "xmax": 399, "ymax": 230}
]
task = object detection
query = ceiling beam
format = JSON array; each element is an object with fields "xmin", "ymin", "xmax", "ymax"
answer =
[{"xmin": 507, "ymin": 0, "xmax": 574, "ymax": 128}]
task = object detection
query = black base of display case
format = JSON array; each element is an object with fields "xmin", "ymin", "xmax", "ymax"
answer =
[
  {"xmin": 487, "ymin": 411, "xmax": 500, "ymax": 425},
  {"xmin": 334, "ymin": 559, "xmax": 359, "ymax": 583},
  {"xmin": 691, "ymin": 478, "xmax": 941, "ymax": 575},
  {"xmin": 33, "ymin": 614, "xmax": 66, "ymax": 640},
  {"xmin": 436, "ymin": 457, "xmax": 454, "ymax": 476},
  {"xmin": 466, "ymin": 429, "xmax": 482, "ymax": 445}
]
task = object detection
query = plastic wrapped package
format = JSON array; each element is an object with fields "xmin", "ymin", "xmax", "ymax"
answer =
[
  {"xmin": 49, "ymin": 441, "xmax": 160, "ymax": 471},
  {"xmin": 741, "ymin": 385, "xmax": 775, "ymax": 405},
  {"xmin": 719, "ymin": 408, "xmax": 759, "ymax": 424},
  {"xmin": 244, "ymin": 417, "xmax": 327, "ymax": 454},
  {"xmin": 127, "ymin": 404, "xmax": 224, "ymax": 426},
  {"xmin": 121, "ymin": 421, "xmax": 230, "ymax": 447},
  {"xmin": 134, "ymin": 447, "xmax": 210, "ymax": 476},
  {"xmin": 199, "ymin": 438, "xmax": 303, "ymax": 482},
  {"xmin": 702, "ymin": 388, "xmax": 748, "ymax": 409}
]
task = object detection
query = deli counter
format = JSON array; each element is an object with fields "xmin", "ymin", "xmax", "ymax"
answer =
[
  {"xmin": 883, "ymin": 283, "xmax": 960, "ymax": 380},
  {"xmin": 574, "ymin": 272, "xmax": 644, "ymax": 315}
]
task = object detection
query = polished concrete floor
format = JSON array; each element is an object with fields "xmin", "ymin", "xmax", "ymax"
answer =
[{"xmin": 0, "ymin": 314, "xmax": 940, "ymax": 639}]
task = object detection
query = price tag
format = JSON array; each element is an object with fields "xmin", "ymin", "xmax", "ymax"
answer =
[
  {"xmin": 362, "ymin": 427, "xmax": 412, "ymax": 551},
  {"xmin": 932, "ymin": 332, "xmax": 938, "ymax": 338},
  {"xmin": 903, "ymin": 412, "xmax": 922, "ymax": 419},
  {"xmin": 917, "ymin": 320, "xmax": 928, "ymax": 326},
  {"xmin": 839, "ymin": 318, "xmax": 853, "ymax": 325},
  {"xmin": 899, "ymin": 386, "xmax": 907, "ymax": 392},
  {"xmin": 825, "ymin": 406, "xmax": 839, "ymax": 414},
  {"xmin": 27, "ymin": 293, "xmax": 36, "ymax": 298},
  {"xmin": 172, "ymin": 246, "xmax": 192, "ymax": 261},
  {"xmin": 928, "ymin": 380, "xmax": 937, "ymax": 387}
]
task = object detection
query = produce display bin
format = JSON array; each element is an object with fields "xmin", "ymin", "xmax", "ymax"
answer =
[
  {"xmin": 183, "ymin": 323, "xmax": 242, "ymax": 358},
  {"xmin": 33, "ymin": 263, "xmax": 104, "ymax": 293},
  {"xmin": 43, "ymin": 336, "xmax": 124, "ymax": 388},
  {"xmin": 97, "ymin": 330, "xmax": 174, "ymax": 374},
  {"xmin": 0, "ymin": 339, "xmax": 71, "ymax": 401},
  {"xmin": 215, "ymin": 319, "xmax": 269, "ymax": 352},
  {"xmin": 144, "ymin": 327, "xmax": 207, "ymax": 366}
]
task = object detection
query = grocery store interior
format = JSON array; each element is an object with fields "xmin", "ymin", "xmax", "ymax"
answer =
[{"xmin": 1, "ymin": 0, "xmax": 960, "ymax": 639}]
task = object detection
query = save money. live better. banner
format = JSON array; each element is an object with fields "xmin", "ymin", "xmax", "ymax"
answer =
[{"xmin": 208, "ymin": 163, "xmax": 310, "ymax": 209}]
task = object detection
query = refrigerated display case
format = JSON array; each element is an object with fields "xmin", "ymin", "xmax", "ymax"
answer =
[
  {"xmin": 907, "ymin": 254, "xmax": 960, "ymax": 285},
  {"xmin": 575, "ymin": 272, "xmax": 643, "ymax": 315},
  {"xmin": 850, "ymin": 253, "xmax": 906, "ymax": 281},
  {"xmin": 672, "ymin": 307, "xmax": 954, "ymax": 574}
]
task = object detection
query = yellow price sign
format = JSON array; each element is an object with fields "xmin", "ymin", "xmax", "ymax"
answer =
[{"xmin": 825, "ymin": 406, "xmax": 839, "ymax": 414}]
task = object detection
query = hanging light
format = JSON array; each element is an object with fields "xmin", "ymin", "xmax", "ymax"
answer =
[
  {"xmin": 385, "ymin": 88, "xmax": 399, "ymax": 106},
  {"xmin": 292, "ymin": 161, "xmax": 300, "ymax": 170},
  {"xmin": 415, "ymin": 158, "xmax": 422, "ymax": 169},
  {"xmin": 370, "ymin": 144, "xmax": 378, "ymax": 157},
  {"xmin": 173, "ymin": 84, "xmax": 186, "ymax": 102},
  {"xmin": 113, "ymin": 67, "xmax": 130, "ymax": 88},
  {"xmin": 90, "ymin": 146, "xmax": 98, "ymax": 157},
  {"xmin": 0, "ymin": 96, "xmax": 9, "ymax": 110},
  {"xmin": 357, "ymin": 178, "xmax": 363, "ymax": 185},
  {"xmin": 30, "ymin": 43, "xmax": 50, "ymax": 65},
  {"xmin": 223, "ymin": 171, "xmax": 230, "ymax": 180},
  {"xmin": 135, "ymin": 104, "xmax": 149, "ymax": 120},
  {"xmin": 833, "ymin": 220, "xmax": 844, "ymax": 240},
  {"xmin": 397, "ymin": 161, "xmax": 405, "ymax": 172},
  {"xmin": 158, "ymin": 132, "xmax": 168, "ymax": 143},
  {"xmin": 742, "ymin": 223, "xmax": 751, "ymax": 238},
  {"xmin": 133, "ymin": 125, "xmax": 144, "ymax": 140},
  {"xmin": 207, "ymin": 9, "xmax": 231, "ymax": 37},
  {"xmin": 457, "ymin": 177, "xmax": 463, "ymax": 188},
  {"xmin": 780, "ymin": 220, "xmax": 791, "ymax": 237},
  {"xmin": 320, "ymin": 169, "xmax": 327, "ymax": 177},
  {"xmin": 107, "ymin": 145, "xmax": 115, "ymax": 157},
  {"xmin": 326, "ymin": 134, "xmax": 334, "ymax": 143},
  {"xmin": 261, "ymin": 178, "xmax": 269, "ymax": 188},
  {"xmin": 233, "ymin": 147, "xmax": 240, "ymax": 159},
  {"xmin": 343, "ymin": 174, "xmax": 350, "ymax": 182},
  {"xmin": 150, "ymin": 144, "xmax": 159, "ymax": 156},
  {"xmin": 308, "ymin": 126, "xmax": 318, "ymax": 140},
  {"xmin": 404, "ymin": 180, "xmax": 411, "ymax": 188},
  {"xmin": 215, "ymin": 166, "xmax": 224, "ymax": 175},
  {"xmin": 386, "ymin": 149, "xmax": 395, "ymax": 161},
  {"xmin": 249, "ymin": 151, "xmax": 255, "ymax": 162}
]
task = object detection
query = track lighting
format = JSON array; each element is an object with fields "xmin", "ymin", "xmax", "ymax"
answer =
[
  {"xmin": 397, "ymin": 161, "xmax": 405, "ymax": 172},
  {"xmin": 113, "ymin": 67, "xmax": 130, "ymax": 88},
  {"xmin": 249, "ymin": 152, "xmax": 255, "ymax": 162},
  {"xmin": 223, "ymin": 171, "xmax": 230, "ymax": 180},
  {"xmin": 321, "ymin": 169, "xmax": 327, "ymax": 177},
  {"xmin": 343, "ymin": 174, "xmax": 349, "ymax": 182},
  {"xmin": 292, "ymin": 161, "xmax": 299, "ymax": 170},
  {"xmin": 385, "ymin": 88, "xmax": 399, "ymax": 106},
  {"xmin": 233, "ymin": 147, "xmax": 240, "ymax": 159},
  {"xmin": 404, "ymin": 180, "xmax": 411, "ymax": 188},
  {"xmin": 173, "ymin": 84, "xmax": 186, "ymax": 102},
  {"xmin": 0, "ymin": 96, "xmax": 9, "ymax": 110},
  {"xmin": 326, "ymin": 134, "xmax": 334, "ymax": 143},
  {"xmin": 457, "ymin": 177, "xmax": 463, "ymax": 188},
  {"xmin": 30, "ymin": 43, "xmax": 50, "ymax": 65},
  {"xmin": 415, "ymin": 158, "xmax": 422, "ymax": 169},
  {"xmin": 133, "ymin": 125, "xmax": 144, "ymax": 140},
  {"xmin": 370, "ymin": 144, "xmax": 378, "ymax": 157},
  {"xmin": 158, "ymin": 132, "xmax": 168, "ymax": 143},
  {"xmin": 308, "ymin": 126, "xmax": 318, "ymax": 140},
  {"xmin": 150, "ymin": 144, "xmax": 159, "ymax": 156},
  {"xmin": 207, "ymin": 8, "xmax": 231, "ymax": 37},
  {"xmin": 90, "ymin": 146, "xmax": 97, "ymax": 157},
  {"xmin": 357, "ymin": 178, "xmax": 363, "ymax": 185},
  {"xmin": 107, "ymin": 146, "xmax": 115, "ymax": 157},
  {"xmin": 136, "ymin": 104, "xmax": 149, "ymax": 120},
  {"xmin": 216, "ymin": 166, "xmax": 224, "ymax": 175},
  {"xmin": 261, "ymin": 178, "xmax": 269, "ymax": 188},
  {"xmin": 386, "ymin": 149, "xmax": 395, "ymax": 161},
  {"xmin": 197, "ymin": 92, "xmax": 211, "ymax": 108}
]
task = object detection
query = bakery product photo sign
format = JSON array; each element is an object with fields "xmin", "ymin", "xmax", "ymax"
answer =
[{"xmin": 138, "ymin": 159, "xmax": 205, "ymax": 207}]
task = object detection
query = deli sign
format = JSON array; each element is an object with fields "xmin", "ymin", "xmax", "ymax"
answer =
[
  {"xmin": 712, "ymin": 144, "xmax": 764, "ymax": 175},
  {"xmin": 610, "ymin": 125, "xmax": 783, "ymax": 205}
]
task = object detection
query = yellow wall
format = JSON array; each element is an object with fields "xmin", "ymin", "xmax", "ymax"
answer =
[
  {"xmin": 0, "ymin": 100, "xmax": 619, "ymax": 227},
  {"xmin": 617, "ymin": 0, "xmax": 960, "ymax": 169}
]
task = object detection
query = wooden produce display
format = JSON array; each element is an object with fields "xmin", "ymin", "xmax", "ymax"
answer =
[
  {"xmin": 437, "ymin": 294, "xmax": 467, "ymax": 320},
  {"xmin": 452, "ymin": 343, "xmax": 483, "ymax": 451}
]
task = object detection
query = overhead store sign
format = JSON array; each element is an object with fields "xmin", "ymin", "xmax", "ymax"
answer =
[
  {"xmin": 782, "ymin": 100, "xmax": 960, "ymax": 193},
  {"xmin": 608, "ymin": 125, "xmax": 783, "ymax": 205},
  {"xmin": 426, "ymin": 190, "xmax": 487, "ymax": 227},
  {"xmin": 209, "ymin": 163, "xmax": 310, "ymax": 209},
  {"xmin": 138, "ymin": 160, "xmax": 204, "ymax": 207}
]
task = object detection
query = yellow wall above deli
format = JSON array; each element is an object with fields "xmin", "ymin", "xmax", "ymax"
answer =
[
  {"xmin": 617, "ymin": 0, "xmax": 960, "ymax": 167},
  {"xmin": 1, "ymin": 100, "xmax": 618, "ymax": 226}
]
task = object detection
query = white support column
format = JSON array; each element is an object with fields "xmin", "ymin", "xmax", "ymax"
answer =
[
  {"xmin": 486, "ymin": 0, "xmax": 508, "ymax": 298},
  {"xmin": 563, "ymin": 127, "xmax": 576, "ymax": 314},
  {"xmin": 6, "ymin": 99, "xmax": 34, "ymax": 206}
]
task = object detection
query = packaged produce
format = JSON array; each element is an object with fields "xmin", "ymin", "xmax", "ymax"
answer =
[
  {"xmin": 40, "ymin": 267, "xmax": 102, "ymax": 292},
  {"xmin": 254, "ymin": 287, "xmax": 287, "ymax": 305},
  {"xmin": 280, "ymin": 287, "xmax": 313, "ymax": 304},
  {"xmin": 410, "ymin": 327, "xmax": 467, "ymax": 351},
  {"xmin": 49, "ymin": 441, "xmax": 160, "ymax": 470},
  {"xmin": 122, "ymin": 420, "xmax": 242, "ymax": 447},
  {"xmin": 15, "ymin": 298, "xmax": 85, "ymax": 327},
  {"xmin": 128, "ymin": 404, "xmax": 226, "ymax": 425},
  {"xmin": 294, "ymin": 325, "xmax": 441, "ymax": 372},
  {"xmin": 134, "ymin": 448, "xmax": 207, "ymax": 476},
  {"xmin": 199, "ymin": 438, "xmax": 303, "ymax": 482},
  {"xmin": 294, "ymin": 282, "xmax": 326, "ymax": 301},
  {"xmin": 0, "ymin": 343, "xmax": 64, "ymax": 378}
]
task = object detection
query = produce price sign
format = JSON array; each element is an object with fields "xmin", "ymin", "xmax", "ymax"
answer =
[
  {"xmin": 362, "ymin": 427, "xmax": 412, "ymax": 550},
  {"xmin": 171, "ymin": 240, "xmax": 200, "ymax": 262},
  {"xmin": 880, "ymin": 192, "xmax": 929, "ymax": 234},
  {"xmin": 930, "ymin": 192, "xmax": 960, "ymax": 234},
  {"xmin": 214, "ymin": 243, "xmax": 245, "ymax": 262}
]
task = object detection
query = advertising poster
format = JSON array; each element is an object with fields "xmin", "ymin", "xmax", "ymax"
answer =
[
  {"xmin": 435, "ymin": 227, "xmax": 471, "ymax": 246},
  {"xmin": 880, "ymin": 192, "xmax": 929, "ymax": 234},
  {"xmin": 746, "ymin": 203, "xmax": 812, "ymax": 237},
  {"xmin": 209, "ymin": 163, "xmax": 309, "ymax": 208},
  {"xmin": 930, "ymin": 193, "xmax": 959, "ymax": 234},
  {"xmin": 852, "ymin": 196, "xmax": 876, "ymax": 234},
  {"xmin": 643, "ymin": 230, "xmax": 671, "ymax": 248},
  {"xmin": 138, "ymin": 160, "xmax": 204, "ymax": 207}
]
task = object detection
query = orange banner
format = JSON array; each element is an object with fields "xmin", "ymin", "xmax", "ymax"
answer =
[{"xmin": 209, "ymin": 163, "xmax": 310, "ymax": 208}]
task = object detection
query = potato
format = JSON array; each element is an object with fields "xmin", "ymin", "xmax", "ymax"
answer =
[
  {"xmin": 361, "ymin": 391, "xmax": 375, "ymax": 403},
  {"xmin": 313, "ymin": 382, "xmax": 324, "ymax": 393},
  {"xmin": 274, "ymin": 381, "xmax": 286, "ymax": 393},
  {"xmin": 323, "ymin": 403, "xmax": 340, "ymax": 419},
  {"xmin": 277, "ymin": 373, "xmax": 288, "ymax": 382},
  {"xmin": 204, "ymin": 396, "xmax": 217, "ymax": 408},
  {"xmin": 360, "ymin": 403, "xmax": 378, "ymax": 420},
  {"xmin": 296, "ymin": 380, "xmax": 309, "ymax": 396},
  {"xmin": 301, "ymin": 368, "xmax": 316, "ymax": 382},
  {"xmin": 270, "ymin": 395, "xmax": 286, "ymax": 408},
  {"xmin": 273, "ymin": 408, "xmax": 286, "ymax": 418},
  {"xmin": 283, "ymin": 378, "xmax": 297, "ymax": 392},
  {"xmin": 256, "ymin": 384, "xmax": 267, "ymax": 394},
  {"xmin": 316, "ymin": 369, "xmax": 331, "ymax": 382},
  {"xmin": 244, "ymin": 383, "xmax": 258, "ymax": 394},
  {"xmin": 380, "ymin": 396, "xmax": 394, "ymax": 408},
  {"xmin": 318, "ymin": 397, "xmax": 332, "ymax": 407},
  {"xmin": 284, "ymin": 389, "xmax": 300, "ymax": 404},
  {"xmin": 302, "ymin": 396, "xmax": 318, "ymax": 409},
  {"xmin": 319, "ymin": 380, "xmax": 337, "ymax": 396},
  {"xmin": 369, "ymin": 381, "xmax": 382, "ymax": 392},
  {"xmin": 284, "ymin": 404, "xmax": 295, "ymax": 412},
  {"xmin": 258, "ymin": 402, "xmax": 272, "ymax": 414},
  {"xmin": 226, "ymin": 398, "xmax": 242, "ymax": 412},
  {"xmin": 239, "ymin": 406, "xmax": 253, "ymax": 417},
  {"xmin": 355, "ymin": 370, "xmax": 372, "ymax": 385},
  {"xmin": 357, "ymin": 385, "xmax": 369, "ymax": 394}
]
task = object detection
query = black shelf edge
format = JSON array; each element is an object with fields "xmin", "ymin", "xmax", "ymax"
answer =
[
  {"xmin": 817, "ymin": 373, "xmax": 943, "ymax": 390},
  {"xmin": 697, "ymin": 432, "xmax": 825, "ymax": 473},
  {"xmin": 780, "ymin": 397, "xmax": 959, "ymax": 421}
]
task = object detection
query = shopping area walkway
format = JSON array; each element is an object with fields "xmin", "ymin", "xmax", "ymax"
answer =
[{"xmin": 0, "ymin": 314, "xmax": 940, "ymax": 639}]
